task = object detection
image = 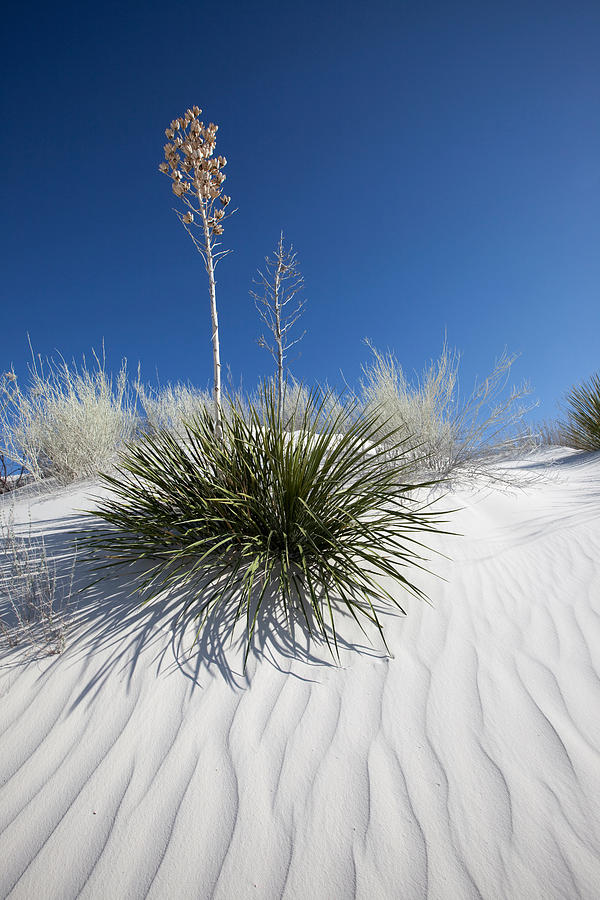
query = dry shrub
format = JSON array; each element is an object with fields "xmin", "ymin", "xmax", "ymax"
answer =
[
  {"xmin": 0, "ymin": 343, "xmax": 137, "ymax": 483},
  {"xmin": 360, "ymin": 340, "xmax": 537, "ymax": 480}
]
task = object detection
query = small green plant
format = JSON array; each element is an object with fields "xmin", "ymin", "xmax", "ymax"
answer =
[
  {"xmin": 83, "ymin": 384, "xmax": 446, "ymax": 666},
  {"xmin": 561, "ymin": 372, "xmax": 600, "ymax": 451}
]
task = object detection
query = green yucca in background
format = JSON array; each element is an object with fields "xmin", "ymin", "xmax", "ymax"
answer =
[
  {"xmin": 562, "ymin": 372, "xmax": 600, "ymax": 451},
  {"xmin": 83, "ymin": 384, "xmax": 447, "ymax": 666}
]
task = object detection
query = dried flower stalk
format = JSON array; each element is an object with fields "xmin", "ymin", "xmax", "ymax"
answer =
[{"xmin": 159, "ymin": 105, "xmax": 233, "ymax": 436}]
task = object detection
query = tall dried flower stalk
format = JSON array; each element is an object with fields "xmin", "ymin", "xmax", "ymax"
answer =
[
  {"xmin": 251, "ymin": 233, "xmax": 306, "ymax": 418},
  {"xmin": 159, "ymin": 105, "xmax": 232, "ymax": 436}
]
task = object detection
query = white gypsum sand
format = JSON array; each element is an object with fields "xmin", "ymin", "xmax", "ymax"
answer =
[{"xmin": 0, "ymin": 449, "xmax": 599, "ymax": 899}]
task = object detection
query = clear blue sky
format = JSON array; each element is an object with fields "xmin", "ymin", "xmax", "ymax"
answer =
[{"xmin": 2, "ymin": 0, "xmax": 599, "ymax": 420}]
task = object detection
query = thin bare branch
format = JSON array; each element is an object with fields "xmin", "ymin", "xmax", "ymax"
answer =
[{"xmin": 250, "ymin": 233, "xmax": 307, "ymax": 416}]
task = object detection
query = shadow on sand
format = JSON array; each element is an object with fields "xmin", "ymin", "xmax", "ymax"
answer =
[{"xmin": 1, "ymin": 506, "xmax": 394, "ymax": 698}]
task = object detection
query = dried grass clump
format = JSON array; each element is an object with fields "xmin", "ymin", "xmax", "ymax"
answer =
[
  {"xmin": 0, "ymin": 344, "xmax": 137, "ymax": 483},
  {"xmin": 135, "ymin": 380, "xmax": 212, "ymax": 435},
  {"xmin": 253, "ymin": 378, "xmax": 349, "ymax": 434},
  {"xmin": 528, "ymin": 419, "xmax": 569, "ymax": 448},
  {"xmin": 135, "ymin": 376, "xmax": 252, "ymax": 437},
  {"xmin": 360, "ymin": 340, "xmax": 537, "ymax": 480},
  {"xmin": 0, "ymin": 452, "xmax": 26, "ymax": 494}
]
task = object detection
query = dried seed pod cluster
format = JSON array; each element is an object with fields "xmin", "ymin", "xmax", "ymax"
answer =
[{"xmin": 159, "ymin": 106, "xmax": 231, "ymax": 235}]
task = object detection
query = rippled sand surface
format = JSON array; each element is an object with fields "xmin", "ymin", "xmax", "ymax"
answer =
[{"xmin": 1, "ymin": 450, "xmax": 599, "ymax": 899}]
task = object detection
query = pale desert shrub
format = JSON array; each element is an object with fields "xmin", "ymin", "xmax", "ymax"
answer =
[
  {"xmin": 135, "ymin": 380, "xmax": 212, "ymax": 435},
  {"xmin": 135, "ymin": 375, "xmax": 254, "ymax": 437},
  {"xmin": 252, "ymin": 377, "xmax": 350, "ymax": 433},
  {"xmin": 0, "ymin": 511, "xmax": 75, "ymax": 656},
  {"xmin": 528, "ymin": 418, "xmax": 569, "ymax": 448},
  {"xmin": 135, "ymin": 375, "xmax": 344, "ymax": 439},
  {"xmin": 360, "ymin": 340, "xmax": 537, "ymax": 479},
  {"xmin": 0, "ymin": 344, "xmax": 137, "ymax": 483}
]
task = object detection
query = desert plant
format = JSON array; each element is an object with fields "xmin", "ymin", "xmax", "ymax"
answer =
[
  {"xmin": 560, "ymin": 372, "xmax": 600, "ymax": 451},
  {"xmin": 0, "ymin": 511, "xmax": 75, "ymax": 655},
  {"xmin": 159, "ymin": 105, "xmax": 233, "ymax": 438},
  {"xmin": 361, "ymin": 340, "xmax": 537, "ymax": 479},
  {"xmin": 83, "ymin": 384, "xmax": 446, "ymax": 666},
  {"xmin": 0, "ymin": 452, "xmax": 25, "ymax": 494},
  {"xmin": 0, "ymin": 343, "xmax": 137, "ymax": 483},
  {"xmin": 360, "ymin": 341, "xmax": 459, "ymax": 475},
  {"xmin": 134, "ymin": 374, "xmax": 252, "ymax": 438},
  {"xmin": 251, "ymin": 233, "xmax": 306, "ymax": 417},
  {"xmin": 249, "ymin": 376, "xmax": 349, "ymax": 434},
  {"xmin": 451, "ymin": 350, "xmax": 537, "ymax": 469},
  {"xmin": 134, "ymin": 379, "xmax": 213, "ymax": 435},
  {"xmin": 527, "ymin": 418, "xmax": 568, "ymax": 448}
]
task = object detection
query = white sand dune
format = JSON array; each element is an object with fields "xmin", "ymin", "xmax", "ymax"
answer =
[{"xmin": 1, "ymin": 450, "xmax": 600, "ymax": 899}]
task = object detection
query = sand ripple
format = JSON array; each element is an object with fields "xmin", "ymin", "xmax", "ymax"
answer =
[{"xmin": 1, "ymin": 453, "xmax": 600, "ymax": 898}]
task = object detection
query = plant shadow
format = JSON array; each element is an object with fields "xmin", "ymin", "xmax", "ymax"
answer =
[{"xmin": 1, "ymin": 508, "xmax": 393, "ymax": 697}]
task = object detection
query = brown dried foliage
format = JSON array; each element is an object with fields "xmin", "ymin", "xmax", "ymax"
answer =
[{"xmin": 159, "ymin": 106, "xmax": 231, "ymax": 236}]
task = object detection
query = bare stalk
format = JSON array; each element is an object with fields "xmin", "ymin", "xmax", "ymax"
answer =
[
  {"xmin": 251, "ymin": 232, "xmax": 306, "ymax": 419},
  {"xmin": 199, "ymin": 203, "xmax": 222, "ymax": 427}
]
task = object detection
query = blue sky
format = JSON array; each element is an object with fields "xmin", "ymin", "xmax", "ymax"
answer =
[{"xmin": 2, "ymin": 0, "xmax": 599, "ymax": 420}]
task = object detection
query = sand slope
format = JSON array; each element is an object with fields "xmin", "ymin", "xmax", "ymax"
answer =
[{"xmin": 1, "ymin": 450, "xmax": 599, "ymax": 899}]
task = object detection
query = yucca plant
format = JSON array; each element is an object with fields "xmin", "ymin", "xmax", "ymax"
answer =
[
  {"xmin": 561, "ymin": 372, "xmax": 600, "ymax": 451},
  {"xmin": 83, "ymin": 384, "xmax": 447, "ymax": 666}
]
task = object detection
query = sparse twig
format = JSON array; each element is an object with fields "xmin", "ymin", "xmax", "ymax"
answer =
[
  {"xmin": 0, "ymin": 511, "xmax": 76, "ymax": 656},
  {"xmin": 0, "ymin": 451, "xmax": 25, "ymax": 494},
  {"xmin": 251, "ymin": 232, "xmax": 306, "ymax": 418}
]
